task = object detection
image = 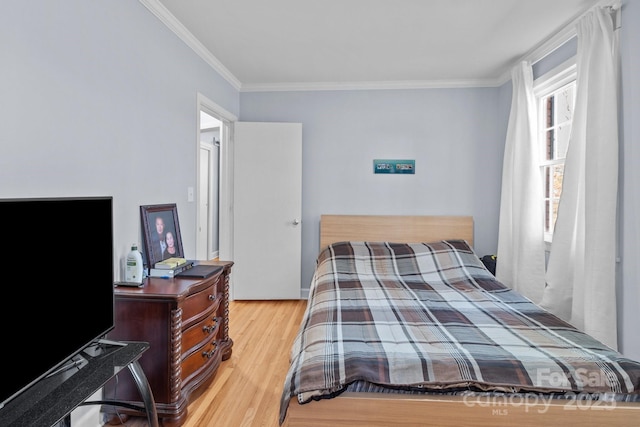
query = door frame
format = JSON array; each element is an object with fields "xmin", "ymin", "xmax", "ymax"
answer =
[{"xmin": 196, "ymin": 93, "xmax": 236, "ymax": 263}]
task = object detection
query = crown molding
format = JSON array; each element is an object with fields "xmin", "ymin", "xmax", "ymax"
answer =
[
  {"xmin": 139, "ymin": 0, "xmax": 242, "ymax": 91},
  {"xmin": 239, "ymin": 78, "xmax": 503, "ymax": 93},
  {"xmin": 140, "ymin": 0, "xmax": 617, "ymax": 93},
  {"xmin": 138, "ymin": 0, "xmax": 505, "ymax": 93}
]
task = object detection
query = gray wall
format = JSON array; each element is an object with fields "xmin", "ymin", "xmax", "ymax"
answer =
[
  {"xmin": 619, "ymin": 0, "xmax": 640, "ymax": 359},
  {"xmin": 1, "ymin": 0, "xmax": 238, "ymax": 272},
  {"xmin": 2, "ymin": 0, "xmax": 638, "ymax": 358},
  {"xmin": 240, "ymin": 88, "xmax": 506, "ymax": 297}
]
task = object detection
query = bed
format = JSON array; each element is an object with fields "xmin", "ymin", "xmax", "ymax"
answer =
[{"xmin": 279, "ymin": 215, "xmax": 640, "ymax": 427}]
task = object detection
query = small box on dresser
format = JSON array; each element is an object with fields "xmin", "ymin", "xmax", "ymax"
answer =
[{"xmin": 104, "ymin": 260, "xmax": 233, "ymax": 427}]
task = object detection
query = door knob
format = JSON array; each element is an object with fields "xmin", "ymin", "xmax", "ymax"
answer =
[{"xmin": 293, "ymin": 219, "xmax": 300, "ymax": 225}]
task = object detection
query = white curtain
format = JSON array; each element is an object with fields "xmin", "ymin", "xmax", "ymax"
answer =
[
  {"xmin": 496, "ymin": 61, "xmax": 546, "ymax": 304},
  {"xmin": 540, "ymin": 6, "xmax": 619, "ymax": 349}
]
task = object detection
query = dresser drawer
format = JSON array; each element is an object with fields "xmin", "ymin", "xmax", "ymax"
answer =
[
  {"xmin": 182, "ymin": 312, "xmax": 221, "ymax": 354},
  {"xmin": 182, "ymin": 282, "xmax": 218, "ymax": 326},
  {"xmin": 182, "ymin": 336, "xmax": 220, "ymax": 382}
]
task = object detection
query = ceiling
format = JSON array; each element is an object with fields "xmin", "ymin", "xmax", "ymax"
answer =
[{"xmin": 148, "ymin": 0, "xmax": 601, "ymax": 91}]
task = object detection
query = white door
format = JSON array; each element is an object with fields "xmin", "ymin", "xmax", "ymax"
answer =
[{"xmin": 232, "ymin": 122, "xmax": 302, "ymax": 300}]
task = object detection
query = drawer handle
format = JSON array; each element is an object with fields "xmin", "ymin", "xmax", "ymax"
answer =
[
  {"xmin": 203, "ymin": 318, "xmax": 217, "ymax": 333},
  {"xmin": 202, "ymin": 342, "xmax": 217, "ymax": 359},
  {"xmin": 208, "ymin": 294, "xmax": 216, "ymax": 301}
]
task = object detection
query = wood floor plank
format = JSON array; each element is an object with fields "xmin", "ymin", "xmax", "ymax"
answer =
[{"xmin": 107, "ymin": 299, "xmax": 306, "ymax": 427}]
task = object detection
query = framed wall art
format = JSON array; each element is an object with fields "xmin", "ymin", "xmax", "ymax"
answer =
[{"xmin": 373, "ymin": 159, "xmax": 415, "ymax": 174}]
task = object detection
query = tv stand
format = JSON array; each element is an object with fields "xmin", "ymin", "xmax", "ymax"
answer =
[
  {"xmin": 97, "ymin": 338, "xmax": 128, "ymax": 347},
  {"xmin": 0, "ymin": 341, "xmax": 158, "ymax": 427},
  {"xmin": 44, "ymin": 353, "xmax": 87, "ymax": 379}
]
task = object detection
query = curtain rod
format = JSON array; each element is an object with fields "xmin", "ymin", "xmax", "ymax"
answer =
[{"xmin": 520, "ymin": 0, "xmax": 621, "ymax": 68}]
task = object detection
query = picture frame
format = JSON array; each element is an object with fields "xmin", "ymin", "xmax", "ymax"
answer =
[{"xmin": 140, "ymin": 203, "xmax": 184, "ymax": 268}]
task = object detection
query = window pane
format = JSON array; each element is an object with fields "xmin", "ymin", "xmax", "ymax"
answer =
[
  {"xmin": 545, "ymin": 96, "xmax": 554, "ymax": 127},
  {"xmin": 543, "ymin": 166, "xmax": 552, "ymax": 233},
  {"xmin": 546, "ymin": 129, "xmax": 554, "ymax": 161},
  {"xmin": 536, "ymin": 70, "xmax": 575, "ymax": 242},
  {"xmin": 556, "ymin": 124, "xmax": 571, "ymax": 160},
  {"xmin": 544, "ymin": 166, "xmax": 551, "ymax": 197},
  {"xmin": 545, "ymin": 200, "xmax": 551, "ymax": 232},
  {"xmin": 552, "ymin": 199, "xmax": 560, "ymax": 231},
  {"xmin": 552, "ymin": 164, "xmax": 564, "ymax": 199},
  {"xmin": 550, "ymin": 164, "xmax": 564, "ymax": 234},
  {"xmin": 556, "ymin": 85, "xmax": 574, "ymax": 122}
]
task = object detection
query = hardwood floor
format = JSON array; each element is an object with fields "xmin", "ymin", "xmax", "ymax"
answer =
[{"xmin": 106, "ymin": 299, "xmax": 307, "ymax": 427}]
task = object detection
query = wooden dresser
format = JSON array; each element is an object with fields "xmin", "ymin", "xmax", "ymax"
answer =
[{"xmin": 104, "ymin": 261, "xmax": 233, "ymax": 427}]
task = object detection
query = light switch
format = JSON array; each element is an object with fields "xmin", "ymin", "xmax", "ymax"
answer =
[{"xmin": 187, "ymin": 186, "xmax": 194, "ymax": 202}]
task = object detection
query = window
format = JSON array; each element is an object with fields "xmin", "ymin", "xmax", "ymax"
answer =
[{"xmin": 534, "ymin": 59, "xmax": 576, "ymax": 242}]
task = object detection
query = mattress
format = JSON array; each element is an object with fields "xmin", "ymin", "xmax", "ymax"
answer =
[{"xmin": 279, "ymin": 240, "xmax": 640, "ymax": 424}]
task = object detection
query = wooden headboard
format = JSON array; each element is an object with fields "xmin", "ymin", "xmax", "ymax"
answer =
[{"xmin": 320, "ymin": 215, "xmax": 474, "ymax": 251}]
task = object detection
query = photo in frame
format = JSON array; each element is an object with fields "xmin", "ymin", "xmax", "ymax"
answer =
[{"xmin": 140, "ymin": 203, "xmax": 184, "ymax": 268}]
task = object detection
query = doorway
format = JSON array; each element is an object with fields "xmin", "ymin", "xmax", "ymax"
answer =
[
  {"xmin": 198, "ymin": 111, "xmax": 220, "ymax": 260},
  {"xmin": 196, "ymin": 93, "xmax": 236, "ymax": 261}
]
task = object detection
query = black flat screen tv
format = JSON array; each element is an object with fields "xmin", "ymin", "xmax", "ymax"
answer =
[{"xmin": 0, "ymin": 196, "xmax": 114, "ymax": 410}]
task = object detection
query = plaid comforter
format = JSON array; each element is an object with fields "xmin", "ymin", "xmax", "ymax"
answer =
[{"xmin": 279, "ymin": 240, "xmax": 640, "ymax": 424}]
